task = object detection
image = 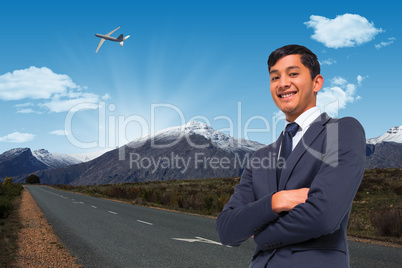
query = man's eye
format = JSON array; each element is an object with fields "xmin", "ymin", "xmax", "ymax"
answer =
[
  {"xmin": 289, "ymin": 73, "xmax": 299, "ymax": 77},
  {"xmin": 271, "ymin": 76, "xmax": 279, "ymax": 81}
]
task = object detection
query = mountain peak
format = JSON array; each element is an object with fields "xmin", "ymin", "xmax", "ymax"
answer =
[
  {"xmin": 33, "ymin": 149, "xmax": 50, "ymax": 156},
  {"xmin": 1, "ymin": 148, "xmax": 31, "ymax": 158},
  {"xmin": 367, "ymin": 126, "xmax": 402, "ymax": 144},
  {"xmin": 32, "ymin": 149, "xmax": 81, "ymax": 169},
  {"xmin": 184, "ymin": 120, "xmax": 211, "ymax": 130},
  {"xmin": 129, "ymin": 120, "xmax": 265, "ymax": 153},
  {"xmin": 386, "ymin": 126, "xmax": 402, "ymax": 134}
]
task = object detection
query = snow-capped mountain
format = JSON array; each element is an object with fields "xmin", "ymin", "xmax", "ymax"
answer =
[
  {"xmin": 0, "ymin": 148, "xmax": 47, "ymax": 178},
  {"xmin": 70, "ymin": 121, "xmax": 262, "ymax": 163},
  {"xmin": 9, "ymin": 122, "xmax": 402, "ymax": 185},
  {"xmin": 17, "ymin": 121, "xmax": 267, "ymax": 185},
  {"xmin": 367, "ymin": 126, "xmax": 402, "ymax": 144},
  {"xmin": 33, "ymin": 149, "xmax": 81, "ymax": 169},
  {"xmin": 0, "ymin": 148, "xmax": 82, "ymax": 180},
  {"xmin": 366, "ymin": 126, "xmax": 402, "ymax": 169},
  {"xmin": 129, "ymin": 121, "xmax": 265, "ymax": 153}
]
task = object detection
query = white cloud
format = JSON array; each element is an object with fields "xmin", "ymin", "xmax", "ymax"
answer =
[
  {"xmin": 101, "ymin": 93, "xmax": 111, "ymax": 101},
  {"xmin": 14, "ymin": 102, "xmax": 42, "ymax": 114},
  {"xmin": 357, "ymin": 75, "xmax": 368, "ymax": 86},
  {"xmin": 16, "ymin": 108, "xmax": 42, "ymax": 114},
  {"xmin": 375, "ymin": 37, "xmax": 396, "ymax": 49},
  {"xmin": 331, "ymin": 77, "xmax": 348, "ymax": 86},
  {"xmin": 320, "ymin": 58, "xmax": 336, "ymax": 66},
  {"xmin": 0, "ymin": 66, "xmax": 76, "ymax": 101},
  {"xmin": 305, "ymin": 14, "xmax": 383, "ymax": 49},
  {"xmin": 0, "ymin": 132, "xmax": 35, "ymax": 143},
  {"xmin": 49, "ymin": 130, "xmax": 68, "ymax": 136},
  {"xmin": 15, "ymin": 102, "xmax": 34, "ymax": 107},
  {"xmin": 0, "ymin": 66, "xmax": 110, "ymax": 113},
  {"xmin": 39, "ymin": 91, "xmax": 106, "ymax": 113},
  {"xmin": 317, "ymin": 76, "xmax": 363, "ymax": 117}
]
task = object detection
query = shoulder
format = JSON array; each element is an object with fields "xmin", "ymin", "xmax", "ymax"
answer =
[
  {"xmin": 329, "ymin": 116, "xmax": 362, "ymax": 127},
  {"xmin": 327, "ymin": 116, "xmax": 365, "ymax": 134},
  {"xmin": 326, "ymin": 117, "xmax": 366, "ymax": 148}
]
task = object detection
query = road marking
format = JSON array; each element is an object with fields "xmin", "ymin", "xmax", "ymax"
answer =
[
  {"xmin": 37, "ymin": 187, "xmax": 68, "ymax": 199},
  {"xmin": 137, "ymin": 220, "xmax": 153, "ymax": 225},
  {"xmin": 108, "ymin": 211, "xmax": 118, "ymax": 215},
  {"xmin": 72, "ymin": 201, "xmax": 84, "ymax": 204},
  {"xmin": 172, "ymin": 236, "xmax": 223, "ymax": 246},
  {"xmin": 91, "ymin": 205, "xmax": 97, "ymax": 209}
]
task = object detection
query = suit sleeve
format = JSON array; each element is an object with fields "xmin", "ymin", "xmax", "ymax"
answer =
[
  {"xmin": 216, "ymin": 151, "xmax": 280, "ymax": 246},
  {"xmin": 253, "ymin": 117, "xmax": 366, "ymax": 250}
]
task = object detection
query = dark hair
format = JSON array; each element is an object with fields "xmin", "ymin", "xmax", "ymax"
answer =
[{"xmin": 268, "ymin": 44, "xmax": 320, "ymax": 80}]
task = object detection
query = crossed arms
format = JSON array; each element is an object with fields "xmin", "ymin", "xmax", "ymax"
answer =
[
  {"xmin": 216, "ymin": 117, "xmax": 366, "ymax": 249},
  {"xmin": 272, "ymin": 188, "xmax": 309, "ymax": 214}
]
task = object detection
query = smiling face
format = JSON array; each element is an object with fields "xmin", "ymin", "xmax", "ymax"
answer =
[{"xmin": 269, "ymin": 54, "xmax": 323, "ymax": 122}]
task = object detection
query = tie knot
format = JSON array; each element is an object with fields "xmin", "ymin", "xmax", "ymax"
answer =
[{"xmin": 285, "ymin": 122, "xmax": 299, "ymax": 137}]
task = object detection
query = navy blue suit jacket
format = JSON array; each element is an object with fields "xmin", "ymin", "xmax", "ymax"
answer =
[{"xmin": 216, "ymin": 113, "xmax": 366, "ymax": 267}]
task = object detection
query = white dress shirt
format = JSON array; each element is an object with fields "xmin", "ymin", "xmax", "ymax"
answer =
[{"xmin": 282, "ymin": 107, "xmax": 322, "ymax": 152}]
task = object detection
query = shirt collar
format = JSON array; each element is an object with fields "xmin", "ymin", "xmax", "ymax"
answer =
[{"xmin": 285, "ymin": 107, "xmax": 322, "ymax": 132}]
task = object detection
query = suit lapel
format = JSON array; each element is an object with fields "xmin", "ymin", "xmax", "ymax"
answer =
[{"xmin": 278, "ymin": 113, "xmax": 331, "ymax": 190}]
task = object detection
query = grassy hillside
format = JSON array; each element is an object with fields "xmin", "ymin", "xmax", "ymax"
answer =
[
  {"xmin": 55, "ymin": 168, "xmax": 401, "ymax": 244},
  {"xmin": 348, "ymin": 168, "xmax": 401, "ymax": 244}
]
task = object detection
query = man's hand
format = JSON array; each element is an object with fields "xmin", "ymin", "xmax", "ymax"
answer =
[{"xmin": 271, "ymin": 188, "xmax": 309, "ymax": 214}]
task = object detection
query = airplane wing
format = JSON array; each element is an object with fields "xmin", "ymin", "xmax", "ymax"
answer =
[
  {"xmin": 95, "ymin": 38, "xmax": 106, "ymax": 53},
  {"xmin": 105, "ymin": 26, "xmax": 121, "ymax": 37}
]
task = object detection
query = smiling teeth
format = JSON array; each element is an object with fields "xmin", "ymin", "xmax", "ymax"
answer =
[{"xmin": 280, "ymin": 93, "xmax": 295, "ymax": 98}]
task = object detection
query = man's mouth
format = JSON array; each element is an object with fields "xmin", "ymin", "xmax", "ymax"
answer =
[{"xmin": 279, "ymin": 92, "xmax": 296, "ymax": 98}]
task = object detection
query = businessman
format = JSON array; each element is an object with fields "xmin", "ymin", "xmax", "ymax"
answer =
[{"xmin": 216, "ymin": 45, "xmax": 366, "ymax": 267}]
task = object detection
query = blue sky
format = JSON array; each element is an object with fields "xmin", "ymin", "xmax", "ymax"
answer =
[{"xmin": 0, "ymin": 1, "xmax": 401, "ymax": 155}]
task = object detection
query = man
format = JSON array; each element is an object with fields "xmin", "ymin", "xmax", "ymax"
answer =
[{"xmin": 216, "ymin": 45, "xmax": 366, "ymax": 267}]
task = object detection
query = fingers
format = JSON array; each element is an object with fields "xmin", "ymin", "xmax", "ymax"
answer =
[{"xmin": 272, "ymin": 188, "xmax": 310, "ymax": 214}]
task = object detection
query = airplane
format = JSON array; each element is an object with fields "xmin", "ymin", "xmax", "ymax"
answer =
[{"xmin": 95, "ymin": 26, "xmax": 130, "ymax": 53}]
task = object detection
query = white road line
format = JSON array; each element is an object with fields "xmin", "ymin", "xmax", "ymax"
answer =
[
  {"xmin": 108, "ymin": 211, "xmax": 118, "ymax": 215},
  {"xmin": 72, "ymin": 201, "xmax": 84, "ymax": 204},
  {"xmin": 172, "ymin": 236, "xmax": 223, "ymax": 246},
  {"xmin": 37, "ymin": 187, "xmax": 68, "ymax": 199},
  {"xmin": 91, "ymin": 205, "xmax": 97, "ymax": 209},
  {"xmin": 137, "ymin": 220, "xmax": 153, "ymax": 225}
]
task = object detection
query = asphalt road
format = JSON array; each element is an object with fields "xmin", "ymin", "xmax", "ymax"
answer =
[{"xmin": 26, "ymin": 185, "xmax": 401, "ymax": 267}]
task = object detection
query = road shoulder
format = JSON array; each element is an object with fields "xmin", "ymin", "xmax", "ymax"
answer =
[{"xmin": 12, "ymin": 188, "xmax": 82, "ymax": 267}]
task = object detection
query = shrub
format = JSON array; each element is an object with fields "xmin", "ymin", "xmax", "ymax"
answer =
[
  {"xmin": 26, "ymin": 174, "xmax": 40, "ymax": 184},
  {"xmin": 203, "ymin": 193, "xmax": 217, "ymax": 213},
  {"xmin": 371, "ymin": 207, "xmax": 402, "ymax": 237},
  {"xmin": 106, "ymin": 186, "xmax": 125, "ymax": 198},
  {"xmin": 0, "ymin": 184, "xmax": 23, "ymax": 199},
  {"xmin": 0, "ymin": 196, "xmax": 13, "ymax": 219},
  {"xmin": 0, "ymin": 183, "xmax": 23, "ymax": 219},
  {"xmin": 2, "ymin": 177, "xmax": 12, "ymax": 186}
]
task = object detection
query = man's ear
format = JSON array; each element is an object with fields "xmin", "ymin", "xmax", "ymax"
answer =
[{"xmin": 313, "ymin": 74, "xmax": 324, "ymax": 94}]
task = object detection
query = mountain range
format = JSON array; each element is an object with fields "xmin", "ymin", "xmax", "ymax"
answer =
[
  {"xmin": 2, "ymin": 122, "xmax": 402, "ymax": 185},
  {"xmin": 10, "ymin": 121, "xmax": 265, "ymax": 185},
  {"xmin": 0, "ymin": 148, "xmax": 80, "ymax": 179}
]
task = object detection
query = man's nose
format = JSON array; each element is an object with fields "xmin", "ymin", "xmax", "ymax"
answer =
[{"xmin": 279, "ymin": 76, "xmax": 291, "ymax": 89}]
